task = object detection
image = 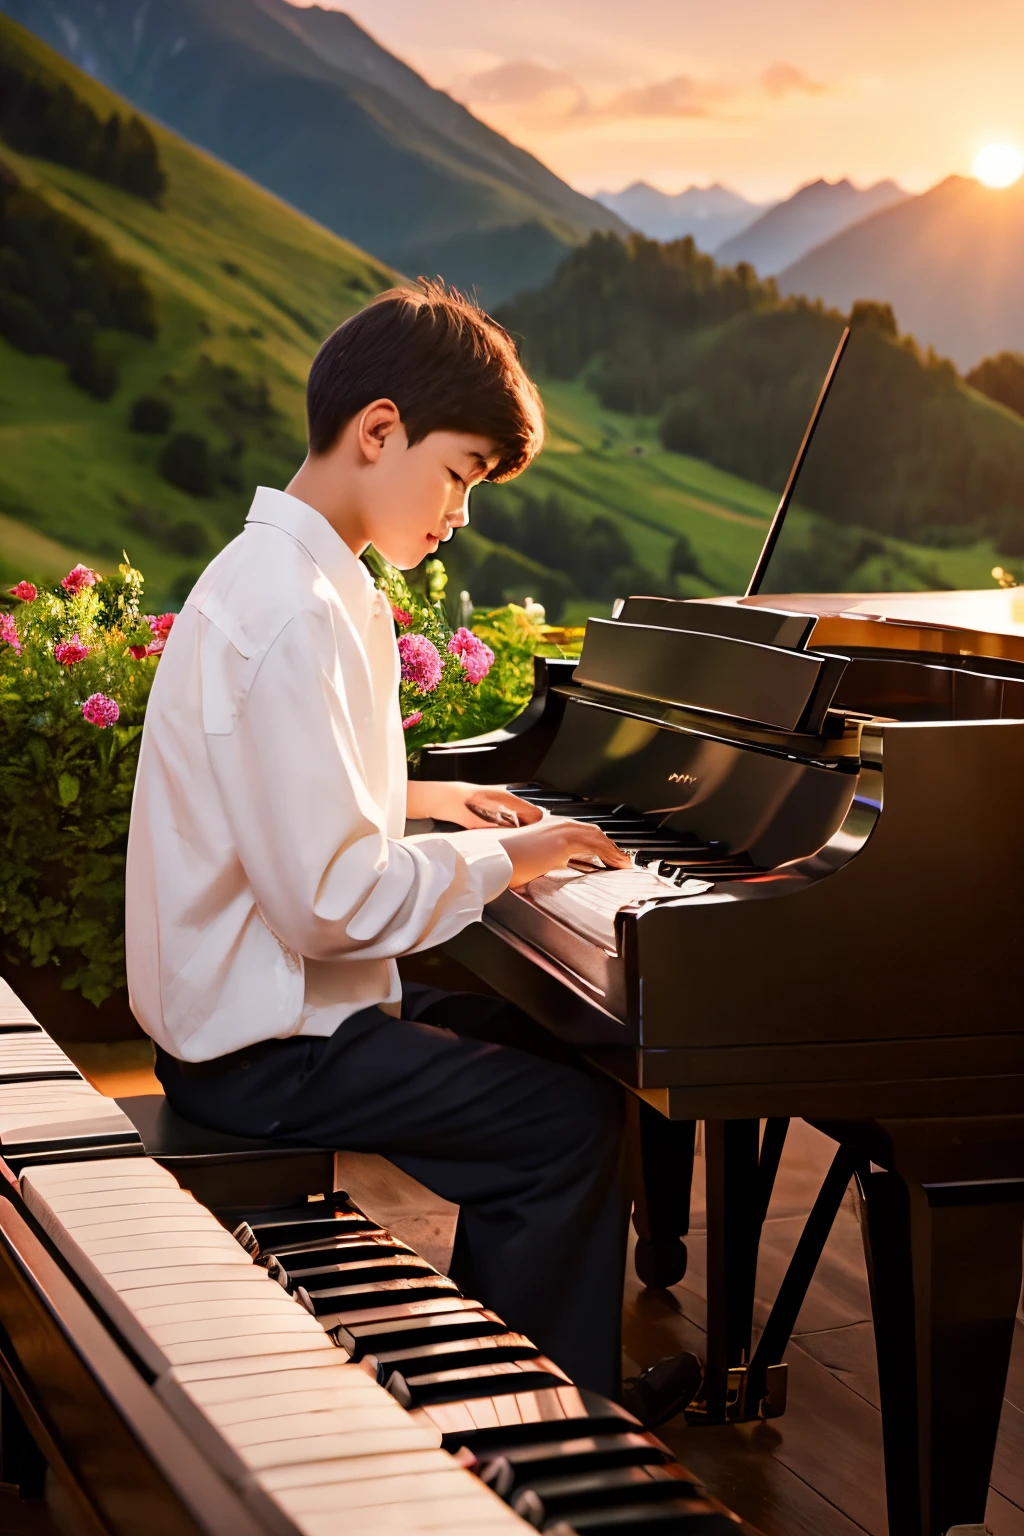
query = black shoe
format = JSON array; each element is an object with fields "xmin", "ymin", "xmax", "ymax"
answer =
[{"xmin": 622, "ymin": 1351, "xmax": 704, "ymax": 1428}]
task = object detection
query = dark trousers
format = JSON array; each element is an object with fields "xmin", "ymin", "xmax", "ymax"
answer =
[{"xmin": 154, "ymin": 984, "xmax": 628, "ymax": 1397}]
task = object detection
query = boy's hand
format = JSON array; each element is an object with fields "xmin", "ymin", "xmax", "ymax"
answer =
[
  {"xmin": 407, "ymin": 780, "xmax": 544, "ymax": 829},
  {"xmin": 498, "ymin": 818, "xmax": 631, "ymax": 889}
]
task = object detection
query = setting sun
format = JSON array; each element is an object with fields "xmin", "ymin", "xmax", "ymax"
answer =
[{"xmin": 973, "ymin": 142, "xmax": 1024, "ymax": 187}]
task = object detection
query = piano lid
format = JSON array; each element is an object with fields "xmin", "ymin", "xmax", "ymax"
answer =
[{"xmin": 721, "ymin": 587, "xmax": 1024, "ymax": 665}]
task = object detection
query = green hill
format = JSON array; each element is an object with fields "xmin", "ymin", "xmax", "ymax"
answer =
[
  {"xmin": 1, "ymin": 0, "xmax": 627, "ymax": 305},
  {"xmin": 500, "ymin": 234, "xmax": 1024, "ymax": 588},
  {"xmin": 0, "ymin": 15, "xmax": 398, "ymax": 600},
  {"xmin": 0, "ymin": 18, "xmax": 1000, "ymax": 619}
]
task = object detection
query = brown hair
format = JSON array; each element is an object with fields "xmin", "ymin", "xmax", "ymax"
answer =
[{"xmin": 306, "ymin": 281, "xmax": 545, "ymax": 481}]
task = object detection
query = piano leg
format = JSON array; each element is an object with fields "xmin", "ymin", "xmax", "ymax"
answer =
[
  {"xmin": 695, "ymin": 1117, "xmax": 792, "ymax": 1423},
  {"xmin": 856, "ymin": 1124, "xmax": 1024, "ymax": 1536},
  {"xmin": 701, "ymin": 1119, "xmax": 761, "ymax": 1420},
  {"xmin": 632, "ymin": 1103, "xmax": 695, "ymax": 1289}
]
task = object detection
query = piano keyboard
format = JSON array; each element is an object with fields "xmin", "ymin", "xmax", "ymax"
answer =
[
  {"xmin": 0, "ymin": 976, "xmax": 748, "ymax": 1534},
  {"xmin": 523, "ymin": 866, "xmax": 713, "ymax": 953},
  {"xmin": 516, "ymin": 787, "xmax": 762, "ymax": 880},
  {"xmin": 21, "ymin": 1156, "xmax": 526, "ymax": 1534}
]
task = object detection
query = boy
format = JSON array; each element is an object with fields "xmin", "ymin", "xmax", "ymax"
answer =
[{"xmin": 125, "ymin": 283, "xmax": 632, "ymax": 1398}]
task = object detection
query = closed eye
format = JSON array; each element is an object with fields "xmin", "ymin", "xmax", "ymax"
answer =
[{"xmin": 448, "ymin": 469, "xmax": 465, "ymax": 488}]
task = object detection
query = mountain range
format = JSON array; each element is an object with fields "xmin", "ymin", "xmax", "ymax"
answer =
[
  {"xmin": 594, "ymin": 182, "xmax": 769, "ymax": 250},
  {"xmin": 0, "ymin": 0, "xmax": 627, "ymax": 302},
  {"xmin": 776, "ymin": 175, "xmax": 1024, "ymax": 368},
  {"xmin": 714, "ymin": 177, "xmax": 909, "ymax": 275}
]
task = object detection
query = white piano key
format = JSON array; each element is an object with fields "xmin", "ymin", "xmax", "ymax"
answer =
[
  {"xmin": 134, "ymin": 1296, "xmax": 308, "ymax": 1327},
  {"xmin": 147, "ymin": 1313, "xmax": 316, "ymax": 1346},
  {"xmin": 170, "ymin": 1350, "xmax": 348, "ymax": 1387},
  {"xmin": 119, "ymin": 1276, "xmax": 287, "ymax": 1309},
  {"xmin": 217, "ymin": 1407, "xmax": 415, "ymax": 1449},
  {"xmin": 26, "ymin": 1155, "xmax": 172, "ymax": 1182},
  {"xmin": 84, "ymin": 1230, "xmax": 244, "ymax": 1258},
  {"xmin": 0, "ymin": 979, "xmax": 37, "ymax": 1021},
  {"xmin": 196, "ymin": 1382, "xmax": 392, "ymax": 1426},
  {"xmin": 160, "ymin": 1333, "xmax": 335, "ymax": 1367},
  {"xmin": 89, "ymin": 1246, "xmax": 256, "ymax": 1277},
  {"xmin": 46, "ymin": 1188, "xmax": 197, "ymax": 1214},
  {"xmin": 113, "ymin": 1263, "xmax": 281, "ymax": 1291},
  {"xmin": 60, "ymin": 1216, "xmax": 217, "ymax": 1241},
  {"xmin": 279, "ymin": 1498, "xmax": 521, "ymax": 1534},
  {"xmin": 276, "ymin": 1470, "xmax": 499, "ymax": 1512},
  {"xmin": 23, "ymin": 1167, "xmax": 177, "ymax": 1195},
  {"xmin": 256, "ymin": 1449, "xmax": 453, "ymax": 1491},
  {"xmin": 239, "ymin": 1427, "xmax": 443, "ymax": 1472}
]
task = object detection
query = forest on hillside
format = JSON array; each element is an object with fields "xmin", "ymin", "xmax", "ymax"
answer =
[{"xmin": 500, "ymin": 234, "xmax": 1024, "ymax": 565}]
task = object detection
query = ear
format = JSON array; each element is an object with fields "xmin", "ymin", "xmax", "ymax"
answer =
[{"xmin": 356, "ymin": 399, "xmax": 401, "ymax": 464}]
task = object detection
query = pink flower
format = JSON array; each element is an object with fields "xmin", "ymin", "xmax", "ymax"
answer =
[
  {"xmin": 398, "ymin": 632, "xmax": 443, "ymax": 692},
  {"xmin": 54, "ymin": 634, "xmax": 91, "ymax": 666},
  {"xmin": 81, "ymin": 693, "xmax": 119, "ymax": 728},
  {"xmin": 0, "ymin": 614, "xmax": 21, "ymax": 655},
  {"xmin": 138, "ymin": 611, "xmax": 175, "ymax": 657},
  {"xmin": 391, "ymin": 605, "xmax": 412, "ymax": 629},
  {"xmin": 448, "ymin": 626, "xmax": 494, "ymax": 685},
  {"xmin": 61, "ymin": 564, "xmax": 100, "ymax": 595},
  {"xmin": 9, "ymin": 581, "xmax": 37, "ymax": 602},
  {"xmin": 402, "ymin": 711, "xmax": 423, "ymax": 730}
]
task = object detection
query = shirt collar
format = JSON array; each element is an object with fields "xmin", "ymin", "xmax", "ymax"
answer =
[{"xmin": 245, "ymin": 487, "xmax": 377, "ymax": 622}]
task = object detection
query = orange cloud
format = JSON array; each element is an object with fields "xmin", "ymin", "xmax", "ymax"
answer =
[
  {"xmin": 604, "ymin": 74, "xmax": 733, "ymax": 119},
  {"xmin": 761, "ymin": 62, "xmax": 828, "ymax": 98}
]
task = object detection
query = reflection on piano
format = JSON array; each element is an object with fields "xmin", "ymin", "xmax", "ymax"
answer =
[
  {"xmin": 421, "ymin": 585, "xmax": 1024, "ymax": 1536},
  {"xmin": 0, "ymin": 979, "xmax": 751, "ymax": 1536}
]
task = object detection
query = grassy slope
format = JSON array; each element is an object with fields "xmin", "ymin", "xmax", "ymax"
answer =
[
  {"xmin": 501, "ymin": 381, "xmax": 1000, "ymax": 617},
  {"xmin": 0, "ymin": 21, "xmax": 394, "ymax": 604}
]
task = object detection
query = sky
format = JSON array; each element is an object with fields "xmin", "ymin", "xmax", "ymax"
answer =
[{"xmin": 289, "ymin": 0, "xmax": 1024, "ymax": 202}]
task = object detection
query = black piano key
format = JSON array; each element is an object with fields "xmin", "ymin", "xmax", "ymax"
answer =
[
  {"xmin": 326, "ymin": 1294, "xmax": 484, "ymax": 1336},
  {"xmin": 410, "ymin": 1385, "xmax": 641, "ymax": 1452},
  {"xmin": 511, "ymin": 1463, "xmax": 703, "ymax": 1520},
  {"xmin": 276, "ymin": 1252, "xmax": 440, "ymax": 1288},
  {"xmin": 244, "ymin": 1211, "xmax": 380, "ymax": 1248},
  {"xmin": 371, "ymin": 1330, "xmax": 539, "ymax": 1376},
  {"xmin": 472, "ymin": 1431, "xmax": 671, "ymax": 1492},
  {"xmin": 309, "ymin": 1274, "xmax": 464, "ymax": 1322},
  {"xmin": 267, "ymin": 1234, "xmax": 413, "ymax": 1265},
  {"xmin": 555, "ymin": 1500, "xmax": 740, "ymax": 1532},
  {"xmin": 387, "ymin": 1355, "xmax": 571, "ymax": 1409},
  {"xmin": 336, "ymin": 1306, "xmax": 506, "ymax": 1359}
]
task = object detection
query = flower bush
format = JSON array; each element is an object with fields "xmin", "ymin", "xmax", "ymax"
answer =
[
  {"xmin": 0, "ymin": 557, "xmax": 168, "ymax": 1004},
  {"xmin": 0, "ymin": 545, "xmax": 571, "ymax": 1009},
  {"xmin": 367, "ymin": 551, "xmax": 541, "ymax": 756}
]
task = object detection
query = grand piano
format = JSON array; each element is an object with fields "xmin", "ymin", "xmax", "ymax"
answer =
[{"xmin": 418, "ymin": 354, "xmax": 1024, "ymax": 1536}]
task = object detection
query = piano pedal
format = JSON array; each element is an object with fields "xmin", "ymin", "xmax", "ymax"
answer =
[
  {"xmin": 633, "ymin": 1236, "xmax": 687, "ymax": 1289},
  {"xmin": 684, "ymin": 1361, "xmax": 788, "ymax": 1425}
]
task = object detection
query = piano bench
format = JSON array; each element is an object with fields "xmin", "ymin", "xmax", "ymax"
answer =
[{"xmin": 114, "ymin": 1093, "xmax": 336, "ymax": 1211}]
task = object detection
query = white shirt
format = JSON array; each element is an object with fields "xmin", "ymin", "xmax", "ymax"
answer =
[{"xmin": 125, "ymin": 487, "xmax": 512, "ymax": 1061}]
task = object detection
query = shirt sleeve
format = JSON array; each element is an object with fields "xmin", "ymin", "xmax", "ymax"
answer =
[{"xmin": 205, "ymin": 605, "xmax": 511, "ymax": 963}]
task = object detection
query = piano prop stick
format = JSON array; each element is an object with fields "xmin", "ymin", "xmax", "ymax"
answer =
[{"xmin": 745, "ymin": 323, "xmax": 851, "ymax": 598}]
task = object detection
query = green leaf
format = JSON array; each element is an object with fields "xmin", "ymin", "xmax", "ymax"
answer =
[{"xmin": 57, "ymin": 772, "xmax": 80, "ymax": 807}]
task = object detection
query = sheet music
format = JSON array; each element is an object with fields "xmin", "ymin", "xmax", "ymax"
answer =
[{"xmin": 523, "ymin": 866, "xmax": 712, "ymax": 951}]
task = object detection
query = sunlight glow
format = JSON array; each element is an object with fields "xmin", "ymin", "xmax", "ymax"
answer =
[{"xmin": 972, "ymin": 142, "xmax": 1024, "ymax": 188}]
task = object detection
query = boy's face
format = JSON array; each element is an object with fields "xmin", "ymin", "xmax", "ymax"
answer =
[{"xmin": 366, "ymin": 422, "xmax": 499, "ymax": 570}]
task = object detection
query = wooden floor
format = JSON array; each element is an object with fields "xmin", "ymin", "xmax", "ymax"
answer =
[
  {"xmin": 6, "ymin": 1040, "xmax": 1022, "ymax": 1535},
  {"xmin": 337, "ymin": 1121, "xmax": 1024, "ymax": 1536}
]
